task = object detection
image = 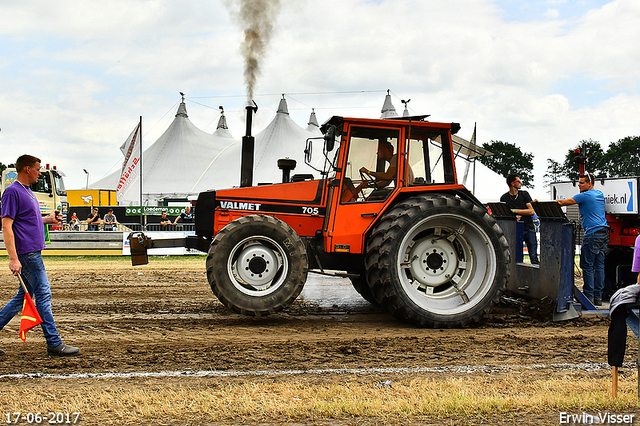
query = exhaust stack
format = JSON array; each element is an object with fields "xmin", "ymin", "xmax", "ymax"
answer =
[{"xmin": 240, "ymin": 101, "xmax": 258, "ymax": 187}]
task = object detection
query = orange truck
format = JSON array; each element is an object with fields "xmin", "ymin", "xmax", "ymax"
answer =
[{"xmin": 130, "ymin": 107, "xmax": 510, "ymax": 327}]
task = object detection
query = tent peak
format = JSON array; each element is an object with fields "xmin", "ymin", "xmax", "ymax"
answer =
[
  {"xmin": 277, "ymin": 95, "xmax": 289, "ymax": 115},
  {"xmin": 217, "ymin": 106, "xmax": 228, "ymax": 130},
  {"xmin": 307, "ymin": 108, "xmax": 319, "ymax": 127},
  {"xmin": 175, "ymin": 93, "xmax": 188, "ymax": 118},
  {"xmin": 380, "ymin": 89, "xmax": 398, "ymax": 119}
]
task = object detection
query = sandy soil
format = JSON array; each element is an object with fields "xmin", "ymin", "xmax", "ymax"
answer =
[{"xmin": 0, "ymin": 257, "xmax": 636, "ymax": 425}]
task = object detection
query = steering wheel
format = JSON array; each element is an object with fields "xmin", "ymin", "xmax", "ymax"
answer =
[{"xmin": 359, "ymin": 169, "xmax": 377, "ymax": 190}]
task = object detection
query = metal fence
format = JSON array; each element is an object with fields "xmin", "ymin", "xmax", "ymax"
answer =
[
  {"xmin": 1, "ymin": 225, "xmax": 198, "ymax": 255},
  {"xmin": 56, "ymin": 223, "xmax": 195, "ymax": 233}
]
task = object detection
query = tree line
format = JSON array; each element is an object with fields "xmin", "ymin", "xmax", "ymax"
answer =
[{"xmin": 477, "ymin": 136, "xmax": 640, "ymax": 189}]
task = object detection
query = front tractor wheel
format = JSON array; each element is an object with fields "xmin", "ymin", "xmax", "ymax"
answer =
[
  {"xmin": 365, "ymin": 195, "xmax": 509, "ymax": 327},
  {"xmin": 206, "ymin": 215, "xmax": 308, "ymax": 316}
]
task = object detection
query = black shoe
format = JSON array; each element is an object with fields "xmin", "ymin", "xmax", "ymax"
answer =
[
  {"xmin": 47, "ymin": 343, "xmax": 79, "ymax": 357},
  {"xmin": 594, "ymin": 298, "xmax": 602, "ymax": 306}
]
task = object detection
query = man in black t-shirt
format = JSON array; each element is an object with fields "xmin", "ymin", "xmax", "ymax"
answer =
[
  {"xmin": 87, "ymin": 207, "xmax": 101, "ymax": 231},
  {"xmin": 500, "ymin": 173, "xmax": 539, "ymax": 265},
  {"xmin": 173, "ymin": 206, "xmax": 193, "ymax": 225},
  {"xmin": 159, "ymin": 211, "xmax": 172, "ymax": 227}
]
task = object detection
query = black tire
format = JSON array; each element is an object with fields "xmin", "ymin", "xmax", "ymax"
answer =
[
  {"xmin": 365, "ymin": 195, "xmax": 510, "ymax": 328},
  {"xmin": 206, "ymin": 215, "xmax": 308, "ymax": 316},
  {"xmin": 349, "ymin": 275, "xmax": 378, "ymax": 305}
]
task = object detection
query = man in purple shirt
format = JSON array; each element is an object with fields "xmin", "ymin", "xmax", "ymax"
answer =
[{"xmin": 0, "ymin": 154, "xmax": 79, "ymax": 357}]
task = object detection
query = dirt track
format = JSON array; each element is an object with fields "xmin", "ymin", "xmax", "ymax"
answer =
[{"xmin": 0, "ymin": 257, "xmax": 636, "ymax": 425}]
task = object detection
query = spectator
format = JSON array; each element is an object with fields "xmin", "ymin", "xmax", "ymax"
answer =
[
  {"xmin": 103, "ymin": 209, "xmax": 118, "ymax": 231},
  {"xmin": 69, "ymin": 212, "xmax": 80, "ymax": 231},
  {"xmin": 500, "ymin": 173, "xmax": 539, "ymax": 265},
  {"xmin": 86, "ymin": 207, "xmax": 101, "ymax": 231},
  {"xmin": 173, "ymin": 206, "xmax": 193, "ymax": 225},
  {"xmin": 159, "ymin": 211, "xmax": 172, "ymax": 227}
]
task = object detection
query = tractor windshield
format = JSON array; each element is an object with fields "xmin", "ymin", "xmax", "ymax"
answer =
[{"xmin": 341, "ymin": 126, "xmax": 400, "ymax": 203}]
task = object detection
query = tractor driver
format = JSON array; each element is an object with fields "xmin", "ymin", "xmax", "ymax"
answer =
[
  {"xmin": 359, "ymin": 140, "xmax": 414, "ymax": 189},
  {"xmin": 342, "ymin": 140, "xmax": 414, "ymax": 202}
]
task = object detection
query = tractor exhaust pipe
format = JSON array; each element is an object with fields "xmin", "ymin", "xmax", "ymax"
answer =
[{"xmin": 240, "ymin": 101, "xmax": 259, "ymax": 188}]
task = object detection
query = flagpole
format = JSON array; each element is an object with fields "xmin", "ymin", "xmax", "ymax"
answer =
[
  {"xmin": 17, "ymin": 273, "xmax": 29, "ymax": 295},
  {"xmin": 139, "ymin": 116, "xmax": 143, "ymax": 230}
]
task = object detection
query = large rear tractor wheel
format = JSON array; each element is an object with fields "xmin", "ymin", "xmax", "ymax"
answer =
[
  {"xmin": 365, "ymin": 195, "xmax": 510, "ymax": 327},
  {"xmin": 349, "ymin": 275, "xmax": 378, "ymax": 305},
  {"xmin": 206, "ymin": 215, "xmax": 308, "ymax": 316}
]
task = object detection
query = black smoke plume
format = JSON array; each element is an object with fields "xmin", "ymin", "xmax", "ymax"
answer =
[{"xmin": 225, "ymin": 0, "xmax": 282, "ymax": 103}]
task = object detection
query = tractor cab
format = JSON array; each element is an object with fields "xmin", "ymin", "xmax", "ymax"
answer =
[
  {"xmin": 313, "ymin": 116, "xmax": 467, "ymax": 255},
  {"xmin": 316, "ymin": 116, "xmax": 458, "ymax": 197}
]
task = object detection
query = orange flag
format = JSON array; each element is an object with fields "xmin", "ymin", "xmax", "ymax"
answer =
[{"xmin": 19, "ymin": 293, "xmax": 43, "ymax": 342}]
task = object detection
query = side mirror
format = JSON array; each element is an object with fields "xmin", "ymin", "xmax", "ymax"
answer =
[
  {"xmin": 323, "ymin": 125, "xmax": 336, "ymax": 152},
  {"xmin": 304, "ymin": 139, "xmax": 313, "ymax": 164}
]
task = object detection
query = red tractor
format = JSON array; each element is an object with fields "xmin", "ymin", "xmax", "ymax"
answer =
[{"xmin": 131, "ymin": 107, "xmax": 510, "ymax": 327}]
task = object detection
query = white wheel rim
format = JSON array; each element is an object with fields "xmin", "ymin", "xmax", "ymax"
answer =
[
  {"xmin": 397, "ymin": 213, "xmax": 497, "ymax": 316},
  {"xmin": 227, "ymin": 236, "xmax": 287, "ymax": 296}
]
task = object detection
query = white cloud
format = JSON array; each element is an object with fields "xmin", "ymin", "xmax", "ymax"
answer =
[{"xmin": 544, "ymin": 8, "xmax": 561, "ymax": 18}]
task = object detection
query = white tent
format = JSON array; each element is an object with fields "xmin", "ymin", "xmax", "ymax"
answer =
[
  {"xmin": 380, "ymin": 90, "xmax": 399, "ymax": 119},
  {"xmin": 188, "ymin": 140, "xmax": 241, "ymax": 194},
  {"xmin": 252, "ymin": 97, "xmax": 321, "ymax": 185},
  {"xmin": 212, "ymin": 107, "xmax": 234, "ymax": 140},
  {"xmin": 191, "ymin": 98, "xmax": 322, "ymax": 192},
  {"xmin": 306, "ymin": 109, "xmax": 321, "ymax": 134},
  {"xmin": 90, "ymin": 98, "xmax": 236, "ymax": 205}
]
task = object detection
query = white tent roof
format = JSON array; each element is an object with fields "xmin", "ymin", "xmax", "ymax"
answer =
[
  {"xmin": 212, "ymin": 109, "xmax": 234, "ymax": 139},
  {"xmin": 191, "ymin": 97, "xmax": 322, "ymax": 192},
  {"xmin": 252, "ymin": 97, "xmax": 320, "ymax": 184},
  {"xmin": 89, "ymin": 92, "xmax": 505, "ymax": 205},
  {"xmin": 305, "ymin": 109, "xmax": 321, "ymax": 134},
  {"xmin": 90, "ymin": 99, "xmax": 236, "ymax": 204},
  {"xmin": 380, "ymin": 90, "xmax": 399, "ymax": 119}
]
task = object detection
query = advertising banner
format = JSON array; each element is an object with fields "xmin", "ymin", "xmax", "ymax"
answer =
[
  {"xmin": 125, "ymin": 206, "xmax": 186, "ymax": 216},
  {"xmin": 116, "ymin": 123, "xmax": 142, "ymax": 203},
  {"xmin": 551, "ymin": 177, "xmax": 638, "ymax": 214}
]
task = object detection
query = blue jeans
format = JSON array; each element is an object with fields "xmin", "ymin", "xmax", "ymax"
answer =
[
  {"xmin": 580, "ymin": 232, "xmax": 609, "ymax": 300},
  {"xmin": 523, "ymin": 228, "xmax": 539, "ymax": 265},
  {"xmin": 0, "ymin": 252, "xmax": 63, "ymax": 348}
]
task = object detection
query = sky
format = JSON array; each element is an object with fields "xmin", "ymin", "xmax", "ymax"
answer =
[{"xmin": 1, "ymin": 0, "xmax": 639, "ymax": 195}]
